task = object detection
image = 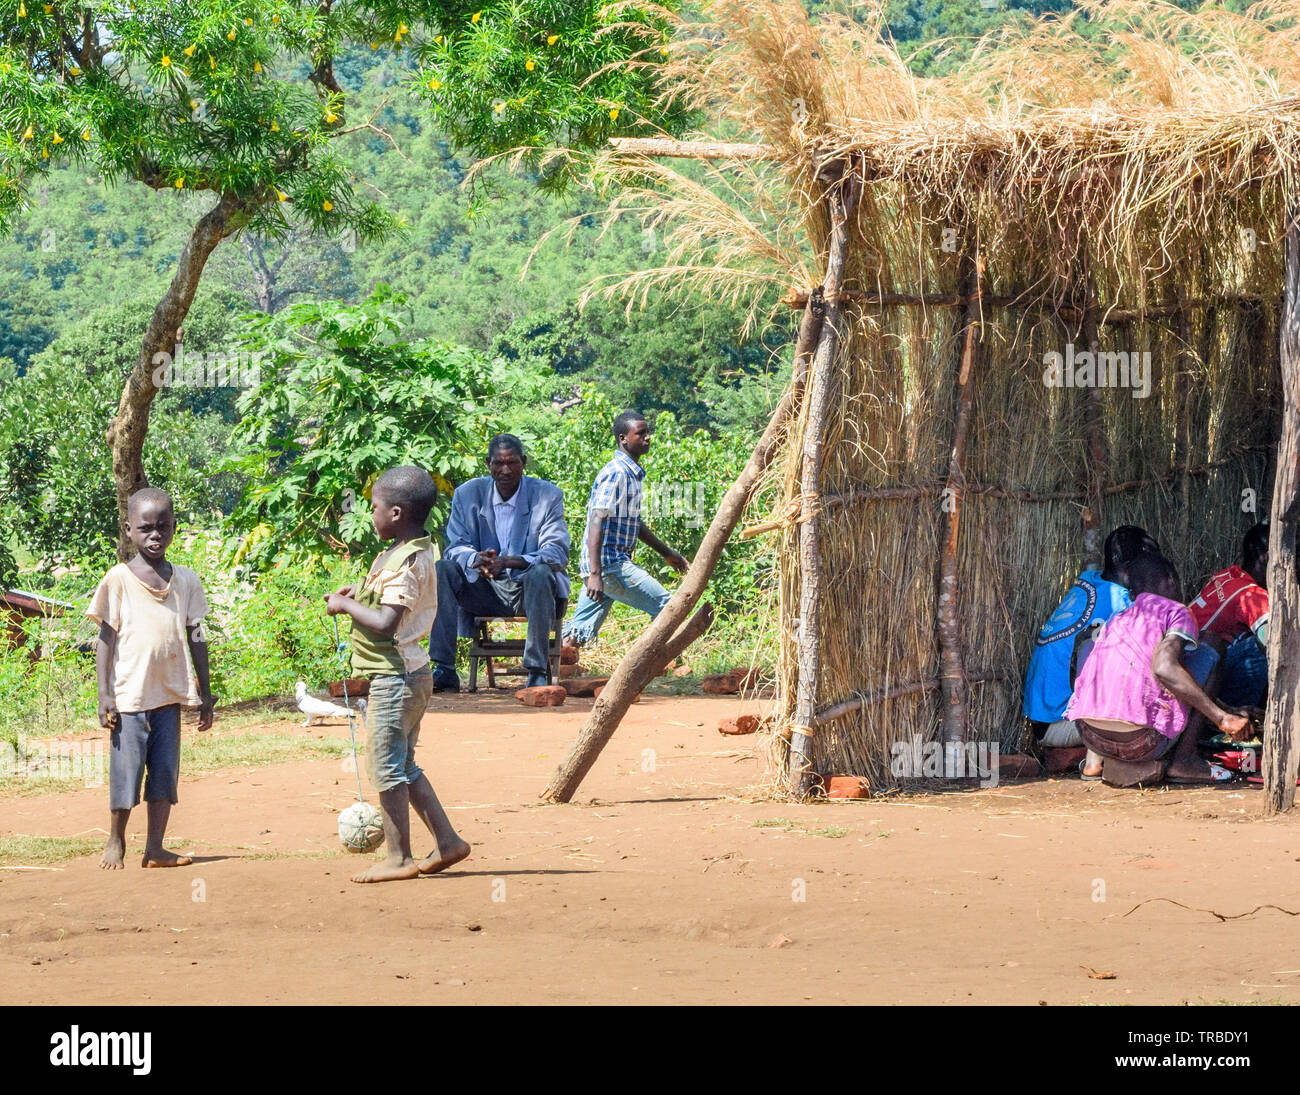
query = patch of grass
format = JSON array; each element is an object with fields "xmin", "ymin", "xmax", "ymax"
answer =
[
  {"xmin": 184, "ymin": 733, "xmax": 357, "ymax": 772},
  {"xmin": 0, "ymin": 776, "xmax": 93, "ymax": 797},
  {"xmin": 0, "ymin": 834, "xmax": 103, "ymax": 865},
  {"xmin": 0, "ymin": 731, "xmax": 359, "ymax": 800},
  {"xmin": 754, "ymin": 817, "xmax": 848, "ymax": 838}
]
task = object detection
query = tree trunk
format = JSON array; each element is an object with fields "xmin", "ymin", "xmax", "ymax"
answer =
[
  {"xmin": 106, "ymin": 192, "xmax": 254, "ymax": 559},
  {"xmin": 935, "ymin": 248, "xmax": 984, "ymax": 748},
  {"xmin": 540, "ymin": 268, "xmax": 832, "ymax": 804},
  {"xmin": 1264, "ymin": 207, "xmax": 1300, "ymax": 813},
  {"xmin": 788, "ymin": 172, "xmax": 859, "ymax": 795}
]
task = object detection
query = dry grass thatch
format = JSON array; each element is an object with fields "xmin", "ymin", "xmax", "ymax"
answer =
[{"xmin": 522, "ymin": 0, "xmax": 1297, "ymax": 791}]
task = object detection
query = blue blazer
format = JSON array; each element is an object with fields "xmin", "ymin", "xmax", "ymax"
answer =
[{"xmin": 442, "ymin": 475, "xmax": 571, "ymax": 635}]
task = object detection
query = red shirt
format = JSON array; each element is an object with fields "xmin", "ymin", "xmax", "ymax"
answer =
[{"xmin": 1188, "ymin": 565, "xmax": 1269, "ymax": 642}]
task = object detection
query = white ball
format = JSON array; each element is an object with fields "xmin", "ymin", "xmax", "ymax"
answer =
[{"xmin": 338, "ymin": 801, "xmax": 385, "ymax": 853}]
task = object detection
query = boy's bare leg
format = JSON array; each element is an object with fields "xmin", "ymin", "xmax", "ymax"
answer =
[
  {"xmin": 409, "ymin": 775, "xmax": 470, "ymax": 874},
  {"xmin": 141, "ymin": 800, "xmax": 193, "ymax": 868},
  {"xmin": 101, "ymin": 809, "xmax": 129, "ymax": 869},
  {"xmin": 352, "ymin": 785, "xmax": 420, "ymax": 883}
]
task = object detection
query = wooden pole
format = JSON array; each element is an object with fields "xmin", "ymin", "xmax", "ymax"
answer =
[
  {"xmin": 609, "ymin": 137, "xmax": 776, "ymax": 161},
  {"xmin": 935, "ymin": 247, "xmax": 984, "ymax": 747},
  {"xmin": 1174, "ymin": 292, "xmax": 1195, "ymax": 551},
  {"xmin": 788, "ymin": 166, "xmax": 860, "ymax": 796},
  {"xmin": 539, "ymin": 262, "xmax": 831, "ymax": 804},
  {"xmin": 1263, "ymin": 206, "xmax": 1300, "ymax": 814},
  {"xmin": 1079, "ymin": 291, "xmax": 1107, "ymax": 571}
]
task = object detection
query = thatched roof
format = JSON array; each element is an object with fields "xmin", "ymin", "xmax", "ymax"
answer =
[{"xmin": 566, "ymin": 0, "xmax": 1300, "ymax": 319}]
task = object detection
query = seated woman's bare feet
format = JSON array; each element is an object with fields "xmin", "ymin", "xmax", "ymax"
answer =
[
  {"xmin": 418, "ymin": 838, "xmax": 471, "ymax": 875},
  {"xmin": 100, "ymin": 837, "xmax": 125, "ymax": 870},
  {"xmin": 141, "ymin": 848, "xmax": 193, "ymax": 868},
  {"xmin": 352, "ymin": 856, "xmax": 420, "ymax": 884}
]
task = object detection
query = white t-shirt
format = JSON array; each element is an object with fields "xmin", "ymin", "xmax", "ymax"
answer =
[{"xmin": 86, "ymin": 562, "xmax": 208, "ymax": 712}]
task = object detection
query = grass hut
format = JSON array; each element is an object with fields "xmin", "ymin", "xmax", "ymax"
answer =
[{"xmin": 539, "ymin": 0, "xmax": 1300, "ymax": 808}]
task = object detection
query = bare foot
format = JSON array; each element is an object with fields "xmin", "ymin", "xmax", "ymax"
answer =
[
  {"xmin": 418, "ymin": 838, "xmax": 471, "ymax": 875},
  {"xmin": 100, "ymin": 836, "xmax": 125, "ymax": 870},
  {"xmin": 1166, "ymin": 760, "xmax": 1228, "ymax": 784},
  {"xmin": 352, "ymin": 857, "xmax": 420, "ymax": 884},
  {"xmin": 141, "ymin": 848, "xmax": 193, "ymax": 868}
]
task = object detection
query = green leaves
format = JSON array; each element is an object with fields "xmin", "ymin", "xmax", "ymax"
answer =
[{"xmin": 223, "ymin": 283, "xmax": 503, "ymax": 568}]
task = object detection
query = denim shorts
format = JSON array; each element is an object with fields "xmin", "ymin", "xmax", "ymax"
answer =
[
  {"xmin": 109, "ymin": 705, "xmax": 181, "ymax": 810},
  {"xmin": 364, "ymin": 667, "xmax": 432, "ymax": 791}
]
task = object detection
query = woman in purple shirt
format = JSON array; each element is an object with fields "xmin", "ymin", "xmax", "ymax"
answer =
[{"xmin": 1066, "ymin": 553, "xmax": 1251, "ymax": 784}]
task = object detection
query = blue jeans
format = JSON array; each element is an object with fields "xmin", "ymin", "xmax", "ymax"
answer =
[
  {"xmin": 364, "ymin": 667, "xmax": 432, "ymax": 792},
  {"xmin": 564, "ymin": 559, "xmax": 671, "ymax": 645},
  {"xmin": 1220, "ymin": 632, "xmax": 1268, "ymax": 708}
]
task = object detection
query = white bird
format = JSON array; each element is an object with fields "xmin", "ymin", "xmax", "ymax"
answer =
[{"xmin": 294, "ymin": 680, "xmax": 360, "ymax": 726}]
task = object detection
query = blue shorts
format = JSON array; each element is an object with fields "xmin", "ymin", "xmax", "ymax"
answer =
[
  {"xmin": 364, "ymin": 667, "xmax": 432, "ymax": 791},
  {"xmin": 109, "ymin": 705, "xmax": 181, "ymax": 810}
]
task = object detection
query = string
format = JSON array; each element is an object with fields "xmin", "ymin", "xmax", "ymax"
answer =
[{"xmin": 332, "ymin": 614, "xmax": 365, "ymax": 803}]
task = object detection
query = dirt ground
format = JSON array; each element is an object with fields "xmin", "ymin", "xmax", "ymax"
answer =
[{"xmin": 2, "ymin": 691, "xmax": 1299, "ymax": 1006}]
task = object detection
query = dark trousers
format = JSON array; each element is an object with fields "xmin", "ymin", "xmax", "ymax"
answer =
[{"xmin": 428, "ymin": 558, "xmax": 563, "ymax": 673}]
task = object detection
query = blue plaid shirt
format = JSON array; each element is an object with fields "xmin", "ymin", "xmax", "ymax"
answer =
[{"xmin": 579, "ymin": 450, "xmax": 644, "ymax": 577}]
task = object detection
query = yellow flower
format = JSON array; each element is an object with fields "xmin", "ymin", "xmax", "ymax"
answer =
[
  {"xmin": 17, "ymin": 3, "xmax": 26, "ymax": 17},
  {"xmin": 471, "ymin": 11, "xmax": 480, "ymax": 23},
  {"xmin": 189, "ymin": 99, "xmax": 197, "ymax": 109},
  {"xmin": 525, "ymin": 59, "xmax": 535, "ymax": 71},
  {"xmin": 253, "ymin": 60, "xmax": 262, "ymax": 72},
  {"xmin": 609, "ymin": 108, "xmax": 619, "ymax": 121},
  {"xmin": 69, "ymin": 65, "xmax": 80, "ymax": 75},
  {"xmin": 244, "ymin": 17, "xmax": 252, "ymax": 25},
  {"xmin": 81, "ymin": 126, "xmax": 90, "ymax": 139},
  {"xmin": 183, "ymin": 44, "xmax": 195, "ymax": 57},
  {"xmin": 41, "ymin": 147, "xmax": 48, "ymax": 158},
  {"xmin": 493, "ymin": 100, "xmax": 504, "ymax": 113},
  {"xmin": 427, "ymin": 77, "xmax": 441, "ymax": 89},
  {"xmin": 43, "ymin": 3, "xmax": 51, "ymax": 11},
  {"xmin": 434, "ymin": 35, "xmax": 442, "ymax": 44},
  {"xmin": 322, "ymin": 199, "xmax": 333, "ymax": 211},
  {"xmin": 175, "ymin": 177, "xmax": 184, "ymax": 188},
  {"xmin": 660, "ymin": 46, "xmax": 670, "ymax": 55},
  {"xmin": 160, "ymin": 54, "xmax": 171, "ymax": 67},
  {"xmin": 20, "ymin": 123, "xmax": 32, "ymax": 139},
  {"xmin": 272, "ymin": 14, "xmax": 280, "ymax": 24},
  {"xmin": 270, "ymin": 120, "xmax": 279, "ymax": 132},
  {"xmin": 546, "ymin": 34, "xmax": 558, "ymax": 45},
  {"xmin": 276, "ymin": 189, "xmax": 287, "ymax": 201},
  {"xmin": 369, "ymin": 42, "xmax": 377, "ymax": 50},
  {"xmin": 209, "ymin": 55, "xmax": 216, "ymax": 70},
  {"xmin": 51, "ymin": 131, "xmax": 62, "ymax": 143},
  {"xmin": 324, "ymin": 111, "xmax": 337, "ymax": 123},
  {"xmin": 398, "ymin": 23, "xmax": 407, "ymax": 33},
  {"xmin": 227, "ymin": 27, "xmax": 236, "ymax": 40}
]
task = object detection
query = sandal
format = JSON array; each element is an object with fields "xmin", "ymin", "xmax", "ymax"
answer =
[{"xmin": 1078, "ymin": 757, "xmax": 1102, "ymax": 781}]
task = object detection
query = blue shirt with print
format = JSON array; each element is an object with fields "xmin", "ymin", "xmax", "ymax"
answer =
[{"xmin": 1023, "ymin": 570, "xmax": 1132, "ymax": 723}]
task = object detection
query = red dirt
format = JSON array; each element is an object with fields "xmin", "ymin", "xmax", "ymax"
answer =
[{"xmin": 3, "ymin": 692, "xmax": 1300, "ymax": 1005}]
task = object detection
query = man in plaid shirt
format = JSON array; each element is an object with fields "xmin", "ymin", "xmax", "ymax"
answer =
[{"xmin": 564, "ymin": 409, "xmax": 689, "ymax": 647}]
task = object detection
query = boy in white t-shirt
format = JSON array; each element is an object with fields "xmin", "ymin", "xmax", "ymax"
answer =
[{"xmin": 87, "ymin": 488, "xmax": 213, "ymax": 870}]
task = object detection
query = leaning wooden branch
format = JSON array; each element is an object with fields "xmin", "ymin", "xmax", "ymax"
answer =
[{"xmin": 539, "ymin": 264, "xmax": 830, "ymax": 804}]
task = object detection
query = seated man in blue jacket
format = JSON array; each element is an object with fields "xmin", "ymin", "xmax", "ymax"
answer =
[{"xmin": 428, "ymin": 435, "xmax": 570, "ymax": 691}]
